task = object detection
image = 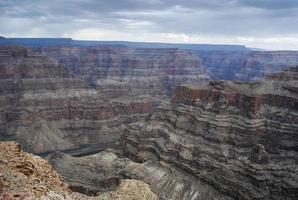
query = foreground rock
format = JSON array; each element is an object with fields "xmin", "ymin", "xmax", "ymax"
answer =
[
  {"xmin": 122, "ymin": 67, "xmax": 298, "ymax": 200},
  {"xmin": 0, "ymin": 141, "xmax": 158, "ymax": 200},
  {"xmin": 70, "ymin": 179, "xmax": 158, "ymax": 200},
  {"xmin": 0, "ymin": 141, "xmax": 69, "ymax": 199}
]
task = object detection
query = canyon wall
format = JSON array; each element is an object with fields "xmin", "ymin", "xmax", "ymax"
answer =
[
  {"xmin": 35, "ymin": 46, "xmax": 298, "ymax": 90},
  {"xmin": 33, "ymin": 46, "xmax": 210, "ymax": 101},
  {"xmin": 121, "ymin": 67, "xmax": 298, "ymax": 200},
  {"xmin": 48, "ymin": 149, "xmax": 232, "ymax": 200},
  {"xmin": 0, "ymin": 45, "xmax": 210, "ymax": 154},
  {"xmin": 0, "ymin": 46, "xmax": 152, "ymax": 154},
  {"xmin": 1, "ymin": 43, "xmax": 298, "ymax": 199},
  {"xmin": 197, "ymin": 51, "xmax": 298, "ymax": 81}
]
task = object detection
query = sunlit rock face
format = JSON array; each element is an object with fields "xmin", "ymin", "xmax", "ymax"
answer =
[
  {"xmin": 0, "ymin": 46, "xmax": 152, "ymax": 154},
  {"xmin": 197, "ymin": 51, "xmax": 298, "ymax": 81},
  {"xmin": 33, "ymin": 46, "xmax": 210, "ymax": 101},
  {"xmin": 122, "ymin": 67, "xmax": 298, "ymax": 200}
]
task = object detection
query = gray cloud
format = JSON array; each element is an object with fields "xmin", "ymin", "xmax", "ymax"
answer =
[
  {"xmin": 0, "ymin": 0, "xmax": 298, "ymax": 49},
  {"xmin": 237, "ymin": 0, "xmax": 298, "ymax": 10}
]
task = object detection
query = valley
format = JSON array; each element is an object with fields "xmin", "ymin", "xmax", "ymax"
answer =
[{"xmin": 0, "ymin": 39, "xmax": 297, "ymax": 200}]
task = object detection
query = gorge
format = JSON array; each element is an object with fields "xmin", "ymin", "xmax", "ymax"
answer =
[{"xmin": 0, "ymin": 39, "xmax": 297, "ymax": 200}]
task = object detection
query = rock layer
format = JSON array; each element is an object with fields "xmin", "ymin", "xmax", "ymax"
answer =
[
  {"xmin": 48, "ymin": 150, "xmax": 231, "ymax": 200},
  {"xmin": 122, "ymin": 67, "xmax": 298, "ymax": 200},
  {"xmin": 0, "ymin": 46, "xmax": 152, "ymax": 154},
  {"xmin": 33, "ymin": 46, "xmax": 210, "ymax": 100},
  {"xmin": 197, "ymin": 51, "xmax": 298, "ymax": 81}
]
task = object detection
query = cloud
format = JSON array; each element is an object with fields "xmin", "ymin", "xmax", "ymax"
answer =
[
  {"xmin": 237, "ymin": 0, "xmax": 298, "ymax": 10},
  {"xmin": 0, "ymin": 0, "xmax": 298, "ymax": 50}
]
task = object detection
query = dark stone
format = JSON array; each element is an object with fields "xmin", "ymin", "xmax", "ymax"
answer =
[{"xmin": 249, "ymin": 144, "xmax": 269, "ymax": 164}]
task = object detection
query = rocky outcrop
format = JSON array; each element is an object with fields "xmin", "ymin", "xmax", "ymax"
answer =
[
  {"xmin": 121, "ymin": 67, "xmax": 298, "ymax": 200},
  {"xmin": 0, "ymin": 46, "xmax": 152, "ymax": 154},
  {"xmin": 197, "ymin": 51, "xmax": 298, "ymax": 81},
  {"xmin": 0, "ymin": 141, "xmax": 158, "ymax": 200},
  {"xmin": 0, "ymin": 141, "xmax": 70, "ymax": 199},
  {"xmin": 33, "ymin": 46, "xmax": 210, "ymax": 100},
  {"xmin": 249, "ymin": 144, "xmax": 269, "ymax": 164}
]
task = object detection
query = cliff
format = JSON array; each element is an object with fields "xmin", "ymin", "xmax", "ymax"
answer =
[
  {"xmin": 47, "ymin": 67, "xmax": 297, "ymax": 200},
  {"xmin": 32, "ymin": 46, "xmax": 210, "ymax": 101},
  {"xmin": 0, "ymin": 46, "xmax": 152, "ymax": 154},
  {"xmin": 121, "ymin": 67, "xmax": 298, "ymax": 199},
  {"xmin": 0, "ymin": 37, "xmax": 249, "ymax": 51},
  {"xmin": 48, "ymin": 149, "xmax": 230, "ymax": 200},
  {"xmin": 198, "ymin": 51, "xmax": 298, "ymax": 81}
]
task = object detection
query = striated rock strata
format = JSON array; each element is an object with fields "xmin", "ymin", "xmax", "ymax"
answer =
[
  {"xmin": 33, "ymin": 46, "xmax": 210, "ymax": 100},
  {"xmin": 48, "ymin": 150, "xmax": 231, "ymax": 200},
  {"xmin": 197, "ymin": 51, "xmax": 298, "ymax": 81},
  {"xmin": 0, "ymin": 46, "xmax": 152, "ymax": 154},
  {"xmin": 121, "ymin": 67, "xmax": 298, "ymax": 200}
]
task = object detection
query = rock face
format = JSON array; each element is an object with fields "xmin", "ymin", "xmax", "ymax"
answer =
[
  {"xmin": 33, "ymin": 46, "xmax": 210, "ymax": 100},
  {"xmin": 35, "ymin": 46, "xmax": 298, "ymax": 89},
  {"xmin": 121, "ymin": 67, "xmax": 298, "ymax": 200},
  {"xmin": 0, "ymin": 46, "xmax": 152, "ymax": 154},
  {"xmin": 0, "ymin": 141, "xmax": 70, "ymax": 199},
  {"xmin": 249, "ymin": 144, "xmax": 269, "ymax": 164},
  {"xmin": 48, "ymin": 150, "xmax": 231, "ymax": 200},
  {"xmin": 1, "ymin": 44, "xmax": 298, "ymax": 200},
  {"xmin": 198, "ymin": 51, "xmax": 298, "ymax": 81}
]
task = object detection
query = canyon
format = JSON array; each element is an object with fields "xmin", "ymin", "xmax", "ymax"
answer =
[
  {"xmin": 49, "ymin": 66, "xmax": 298, "ymax": 200},
  {"xmin": 0, "ymin": 45, "xmax": 155, "ymax": 154},
  {"xmin": 0, "ymin": 45, "xmax": 210, "ymax": 154},
  {"xmin": 0, "ymin": 39, "xmax": 297, "ymax": 200},
  {"xmin": 32, "ymin": 46, "xmax": 210, "ymax": 100}
]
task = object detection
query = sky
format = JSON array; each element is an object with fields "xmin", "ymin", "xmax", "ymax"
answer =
[{"xmin": 1, "ymin": 0, "xmax": 298, "ymax": 50}]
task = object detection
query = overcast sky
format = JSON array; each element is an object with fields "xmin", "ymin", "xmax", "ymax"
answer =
[{"xmin": 1, "ymin": 0, "xmax": 298, "ymax": 50}]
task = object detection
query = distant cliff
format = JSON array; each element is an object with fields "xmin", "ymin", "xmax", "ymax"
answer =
[
  {"xmin": 198, "ymin": 50, "xmax": 298, "ymax": 81},
  {"xmin": 0, "ymin": 37, "xmax": 249, "ymax": 51},
  {"xmin": 33, "ymin": 46, "xmax": 210, "ymax": 100},
  {"xmin": 2, "ymin": 37, "xmax": 298, "ymax": 83}
]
